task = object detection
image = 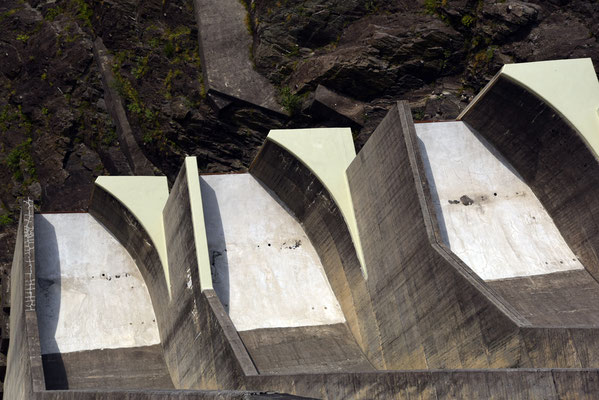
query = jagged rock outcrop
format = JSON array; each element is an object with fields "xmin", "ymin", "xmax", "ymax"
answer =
[{"xmin": 288, "ymin": 12, "xmax": 465, "ymax": 101}]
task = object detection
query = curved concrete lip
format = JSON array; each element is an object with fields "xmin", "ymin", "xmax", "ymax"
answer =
[
  {"xmin": 95, "ymin": 176, "xmax": 171, "ymax": 294},
  {"xmin": 459, "ymin": 58, "xmax": 599, "ymax": 159},
  {"xmin": 266, "ymin": 128, "xmax": 367, "ymax": 279}
]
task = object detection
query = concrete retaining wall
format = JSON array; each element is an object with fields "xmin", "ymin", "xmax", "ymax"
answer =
[
  {"xmin": 19, "ymin": 89, "xmax": 599, "ymax": 396},
  {"xmin": 346, "ymin": 102, "xmax": 523, "ymax": 369},
  {"xmin": 161, "ymin": 160, "xmax": 256, "ymax": 389},
  {"xmin": 4, "ymin": 200, "xmax": 45, "ymax": 399},
  {"xmin": 251, "ymin": 101, "xmax": 599, "ymax": 370},
  {"xmin": 346, "ymin": 101, "xmax": 599, "ymax": 369}
]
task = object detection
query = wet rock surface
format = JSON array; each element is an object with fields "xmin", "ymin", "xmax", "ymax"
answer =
[{"xmin": 0, "ymin": 0, "xmax": 598, "ymax": 274}]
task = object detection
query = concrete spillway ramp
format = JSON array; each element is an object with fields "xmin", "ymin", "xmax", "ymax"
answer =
[
  {"xmin": 194, "ymin": 0, "xmax": 284, "ymax": 115},
  {"xmin": 200, "ymin": 174, "xmax": 372, "ymax": 373},
  {"xmin": 415, "ymin": 121, "xmax": 599, "ymax": 326},
  {"xmin": 34, "ymin": 213, "xmax": 172, "ymax": 389}
]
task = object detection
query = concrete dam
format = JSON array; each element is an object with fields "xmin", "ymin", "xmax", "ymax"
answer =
[{"xmin": 4, "ymin": 57, "xmax": 599, "ymax": 398}]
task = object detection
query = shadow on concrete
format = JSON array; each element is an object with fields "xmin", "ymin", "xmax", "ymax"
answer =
[
  {"xmin": 416, "ymin": 137, "xmax": 450, "ymax": 246},
  {"xmin": 34, "ymin": 215, "xmax": 68, "ymax": 390},
  {"xmin": 465, "ymin": 122, "xmax": 525, "ymax": 181},
  {"xmin": 199, "ymin": 178, "xmax": 230, "ymax": 313}
]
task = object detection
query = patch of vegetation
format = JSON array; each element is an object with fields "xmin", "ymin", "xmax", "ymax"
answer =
[
  {"xmin": 412, "ymin": 109, "xmax": 425, "ymax": 121},
  {"xmin": 0, "ymin": 7, "xmax": 20, "ymax": 23},
  {"xmin": 163, "ymin": 69, "xmax": 183, "ymax": 99},
  {"xmin": 0, "ymin": 214, "xmax": 13, "ymax": 226},
  {"xmin": 279, "ymin": 87, "xmax": 303, "ymax": 116},
  {"xmin": 424, "ymin": 0, "xmax": 447, "ymax": 15},
  {"xmin": 0, "ymin": 104, "xmax": 33, "ymax": 134},
  {"xmin": 161, "ymin": 25, "xmax": 192, "ymax": 60},
  {"xmin": 132, "ymin": 55, "xmax": 150, "ymax": 79},
  {"xmin": 112, "ymin": 64, "xmax": 145, "ymax": 115},
  {"xmin": 364, "ymin": 0, "xmax": 379, "ymax": 13},
  {"xmin": 16, "ymin": 33, "xmax": 29, "ymax": 42},
  {"xmin": 73, "ymin": 0, "xmax": 93, "ymax": 28},
  {"xmin": 164, "ymin": 41, "xmax": 176, "ymax": 59},
  {"xmin": 461, "ymin": 14, "xmax": 475, "ymax": 27},
  {"xmin": 44, "ymin": 6, "xmax": 63, "ymax": 21},
  {"xmin": 5, "ymin": 138, "xmax": 36, "ymax": 183},
  {"xmin": 471, "ymin": 45, "xmax": 497, "ymax": 71}
]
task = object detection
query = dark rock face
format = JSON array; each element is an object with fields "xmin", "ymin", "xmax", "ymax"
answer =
[
  {"xmin": 289, "ymin": 12, "xmax": 465, "ymax": 101},
  {"xmin": 250, "ymin": 0, "xmax": 599, "ymax": 115}
]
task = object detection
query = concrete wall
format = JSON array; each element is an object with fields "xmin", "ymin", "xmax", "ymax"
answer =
[
  {"xmin": 35, "ymin": 214, "xmax": 161, "ymax": 355},
  {"xmin": 459, "ymin": 75, "xmax": 599, "ymax": 286},
  {"xmin": 250, "ymin": 100, "xmax": 599, "ymax": 370},
  {"xmin": 346, "ymin": 101, "xmax": 599, "ymax": 369},
  {"xmin": 346, "ymin": 102, "xmax": 524, "ymax": 369},
  {"xmin": 413, "ymin": 120, "xmax": 599, "ymax": 327},
  {"xmin": 161, "ymin": 161, "xmax": 256, "ymax": 389},
  {"xmin": 414, "ymin": 121, "xmax": 584, "ymax": 280},
  {"xmin": 89, "ymin": 184, "xmax": 171, "ymax": 338},
  {"xmin": 4, "ymin": 200, "xmax": 45, "ymax": 399},
  {"xmin": 22, "ymin": 120, "xmax": 599, "ymax": 397},
  {"xmin": 246, "ymin": 369, "xmax": 599, "ymax": 399},
  {"xmin": 38, "ymin": 391, "xmax": 313, "ymax": 400}
]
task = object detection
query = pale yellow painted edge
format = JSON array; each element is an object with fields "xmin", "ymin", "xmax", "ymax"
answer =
[
  {"xmin": 184, "ymin": 157, "xmax": 213, "ymax": 291},
  {"xmin": 95, "ymin": 176, "xmax": 171, "ymax": 296},
  {"xmin": 267, "ymin": 128, "xmax": 367, "ymax": 279},
  {"xmin": 501, "ymin": 58, "xmax": 599, "ymax": 159}
]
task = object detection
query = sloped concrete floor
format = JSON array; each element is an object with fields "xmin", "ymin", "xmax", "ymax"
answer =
[
  {"xmin": 415, "ymin": 121, "xmax": 584, "ymax": 281},
  {"xmin": 35, "ymin": 213, "xmax": 160, "ymax": 354},
  {"xmin": 200, "ymin": 174, "xmax": 345, "ymax": 332}
]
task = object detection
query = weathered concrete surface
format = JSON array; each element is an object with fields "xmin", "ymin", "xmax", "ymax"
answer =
[
  {"xmin": 239, "ymin": 323, "xmax": 373, "ymax": 374},
  {"xmin": 90, "ymin": 178, "xmax": 253, "ymax": 390},
  {"xmin": 346, "ymin": 101, "xmax": 599, "ymax": 369},
  {"xmin": 5, "ymin": 200, "xmax": 45, "ymax": 399},
  {"xmin": 38, "ymin": 390, "xmax": 315, "ymax": 399},
  {"xmin": 489, "ymin": 270, "xmax": 599, "ymax": 327},
  {"xmin": 42, "ymin": 345, "xmax": 173, "ymax": 390},
  {"xmin": 193, "ymin": 0, "xmax": 285, "ymax": 115},
  {"xmin": 249, "ymin": 141, "xmax": 384, "ymax": 369},
  {"xmin": 200, "ymin": 173, "xmax": 344, "ymax": 331},
  {"xmin": 414, "ymin": 121, "xmax": 583, "ymax": 280},
  {"xmin": 93, "ymin": 37, "xmax": 154, "ymax": 175},
  {"xmin": 35, "ymin": 213, "xmax": 160, "ymax": 354},
  {"xmin": 88, "ymin": 182, "xmax": 171, "ymax": 336},
  {"xmin": 162, "ymin": 163, "xmax": 257, "ymax": 389},
  {"xmin": 347, "ymin": 102, "xmax": 522, "ymax": 369},
  {"xmin": 266, "ymin": 128, "xmax": 366, "ymax": 277},
  {"xmin": 459, "ymin": 75, "xmax": 599, "ymax": 287},
  {"xmin": 308, "ymin": 85, "xmax": 365, "ymax": 128},
  {"xmin": 499, "ymin": 59, "xmax": 599, "ymax": 156},
  {"xmin": 11, "ymin": 145, "xmax": 599, "ymax": 398}
]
